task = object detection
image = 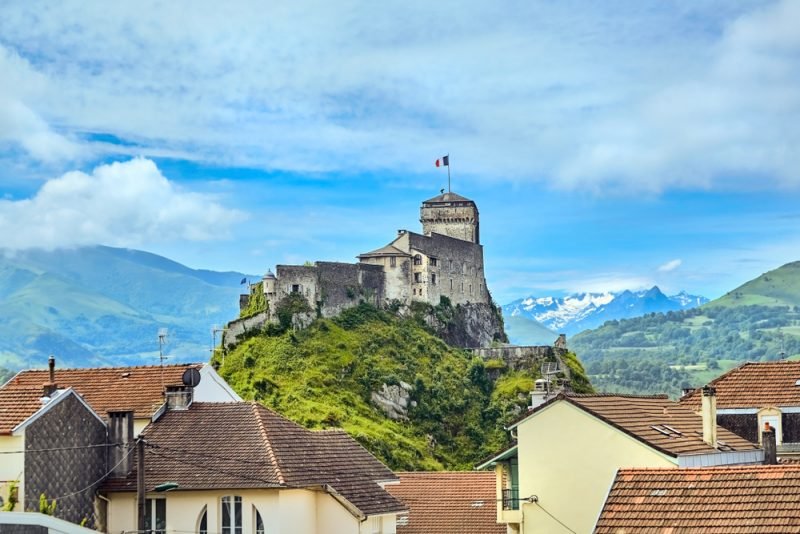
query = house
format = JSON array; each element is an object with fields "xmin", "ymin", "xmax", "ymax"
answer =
[
  {"xmin": 385, "ymin": 472, "xmax": 505, "ymax": 534},
  {"xmin": 0, "ymin": 358, "xmax": 240, "ymax": 527},
  {"xmin": 594, "ymin": 464, "xmax": 800, "ymax": 533},
  {"xmin": 101, "ymin": 402, "xmax": 406, "ymax": 534},
  {"xmin": 0, "ymin": 385, "xmax": 107, "ymax": 527},
  {"xmin": 478, "ymin": 392, "xmax": 762, "ymax": 534},
  {"xmin": 680, "ymin": 360, "xmax": 800, "ymax": 455},
  {"xmin": 2, "ymin": 359, "xmax": 240, "ymax": 435}
]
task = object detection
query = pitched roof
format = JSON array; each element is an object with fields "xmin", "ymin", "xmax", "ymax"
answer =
[
  {"xmin": 595, "ymin": 465, "xmax": 800, "ymax": 533},
  {"xmin": 357, "ymin": 245, "xmax": 410, "ymax": 259},
  {"xmin": 0, "ymin": 387, "xmax": 47, "ymax": 434},
  {"xmin": 680, "ymin": 360, "xmax": 800, "ymax": 409},
  {"xmin": 422, "ymin": 192, "xmax": 474, "ymax": 204},
  {"xmin": 1, "ymin": 363, "xmax": 201, "ymax": 424},
  {"xmin": 386, "ymin": 472, "xmax": 505, "ymax": 534},
  {"xmin": 103, "ymin": 402, "xmax": 405, "ymax": 517},
  {"xmin": 511, "ymin": 393, "xmax": 758, "ymax": 457}
]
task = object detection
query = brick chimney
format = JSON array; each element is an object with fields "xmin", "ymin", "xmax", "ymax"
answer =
[
  {"xmin": 42, "ymin": 355, "xmax": 58, "ymax": 397},
  {"xmin": 701, "ymin": 385, "xmax": 717, "ymax": 448},
  {"xmin": 762, "ymin": 422, "xmax": 778, "ymax": 465}
]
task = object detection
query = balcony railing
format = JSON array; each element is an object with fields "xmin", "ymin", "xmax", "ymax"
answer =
[{"xmin": 502, "ymin": 488, "xmax": 520, "ymax": 510}]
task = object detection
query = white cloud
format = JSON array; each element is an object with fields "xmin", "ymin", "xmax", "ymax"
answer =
[
  {"xmin": 658, "ymin": 259, "xmax": 683, "ymax": 273},
  {"xmin": 0, "ymin": 158, "xmax": 245, "ymax": 250},
  {"xmin": 0, "ymin": 1, "xmax": 795, "ymax": 191},
  {"xmin": 0, "ymin": 46, "xmax": 82, "ymax": 162}
]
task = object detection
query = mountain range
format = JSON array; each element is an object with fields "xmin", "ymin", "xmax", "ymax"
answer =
[
  {"xmin": 502, "ymin": 287, "xmax": 708, "ymax": 344},
  {"xmin": 0, "ymin": 246, "xmax": 252, "ymax": 370}
]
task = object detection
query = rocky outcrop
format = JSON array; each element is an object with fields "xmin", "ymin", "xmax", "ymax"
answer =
[
  {"xmin": 371, "ymin": 381, "xmax": 416, "ymax": 420},
  {"xmin": 418, "ymin": 302, "xmax": 508, "ymax": 348}
]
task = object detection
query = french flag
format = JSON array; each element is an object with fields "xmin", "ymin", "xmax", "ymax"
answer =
[{"xmin": 435, "ymin": 155, "xmax": 449, "ymax": 167}]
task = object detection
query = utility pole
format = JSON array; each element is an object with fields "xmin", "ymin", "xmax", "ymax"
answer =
[{"xmin": 137, "ymin": 438, "xmax": 146, "ymax": 533}]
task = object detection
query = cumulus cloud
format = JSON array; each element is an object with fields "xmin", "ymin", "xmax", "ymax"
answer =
[
  {"xmin": 658, "ymin": 259, "xmax": 683, "ymax": 273},
  {"xmin": 0, "ymin": 1, "xmax": 796, "ymax": 190},
  {"xmin": 0, "ymin": 158, "xmax": 245, "ymax": 250}
]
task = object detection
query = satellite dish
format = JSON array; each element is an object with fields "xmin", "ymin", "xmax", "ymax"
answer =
[{"xmin": 182, "ymin": 368, "xmax": 202, "ymax": 387}]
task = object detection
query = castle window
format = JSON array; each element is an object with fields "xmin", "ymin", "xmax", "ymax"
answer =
[
  {"xmin": 429, "ymin": 257, "xmax": 438, "ymax": 267},
  {"xmin": 470, "ymin": 284, "xmax": 473, "ymax": 295},
  {"xmin": 414, "ymin": 254, "xmax": 423, "ymax": 266},
  {"xmin": 414, "ymin": 273, "xmax": 421, "ymax": 283},
  {"xmin": 449, "ymin": 259, "xmax": 454, "ymax": 271},
  {"xmin": 462, "ymin": 263, "xmax": 467, "ymax": 275},
  {"xmin": 390, "ymin": 256, "xmax": 396, "ymax": 267},
  {"xmin": 431, "ymin": 274, "xmax": 437, "ymax": 285},
  {"xmin": 450, "ymin": 279, "xmax": 453, "ymax": 290},
  {"xmin": 480, "ymin": 283, "xmax": 484, "ymax": 294},
  {"xmin": 291, "ymin": 284, "xmax": 300, "ymax": 293},
  {"xmin": 461, "ymin": 282, "xmax": 464, "ymax": 292}
]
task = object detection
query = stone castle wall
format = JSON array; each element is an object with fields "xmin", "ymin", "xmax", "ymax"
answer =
[{"xmin": 421, "ymin": 202, "xmax": 480, "ymax": 244}]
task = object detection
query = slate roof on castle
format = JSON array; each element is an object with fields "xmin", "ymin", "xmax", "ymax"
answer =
[
  {"xmin": 103, "ymin": 402, "xmax": 406, "ymax": 518},
  {"xmin": 509, "ymin": 393, "xmax": 758, "ymax": 457},
  {"xmin": 0, "ymin": 363, "xmax": 202, "ymax": 433},
  {"xmin": 386, "ymin": 472, "xmax": 505, "ymax": 534},
  {"xmin": 422, "ymin": 191, "xmax": 475, "ymax": 204},
  {"xmin": 595, "ymin": 465, "xmax": 800, "ymax": 533},
  {"xmin": 680, "ymin": 360, "xmax": 800, "ymax": 409}
]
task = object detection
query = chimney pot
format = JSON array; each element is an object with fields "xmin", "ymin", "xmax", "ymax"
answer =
[
  {"xmin": 42, "ymin": 355, "xmax": 57, "ymax": 397},
  {"xmin": 701, "ymin": 384, "xmax": 718, "ymax": 448},
  {"xmin": 763, "ymin": 423, "xmax": 778, "ymax": 465}
]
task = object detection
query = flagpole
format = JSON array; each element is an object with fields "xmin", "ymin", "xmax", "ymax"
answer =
[{"xmin": 447, "ymin": 153, "xmax": 451, "ymax": 193}]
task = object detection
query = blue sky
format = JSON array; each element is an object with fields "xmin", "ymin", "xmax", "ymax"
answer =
[{"xmin": 0, "ymin": 0, "xmax": 798, "ymax": 303}]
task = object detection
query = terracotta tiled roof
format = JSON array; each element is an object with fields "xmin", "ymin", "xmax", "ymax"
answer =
[
  {"xmin": 103, "ymin": 402, "xmax": 405, "ymax": 517},
  {"xmin": 595, "ymin": 465, "xmax": 800, "ymax": 533},
  {"xmin": 680, "ymin": 361, "xmax": 800, "ymax": 409},
  {"xmin": 386, "ymin": 472, "xmax": 505, "ymax": 534},
  {"xmin": 2, "ymin": 364, "xmax": 201, "ymax": 423},
  {"xmin": 0, "ymin": 387, "xmax": 46, "ymax": 434},
  {"xmin": 511, "ymin": 393, "xmax": 758, "ymax": 457}
]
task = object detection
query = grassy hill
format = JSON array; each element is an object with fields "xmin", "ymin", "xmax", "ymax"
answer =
[
  {"xmin": 214, "ymin": 303, "xmax": 591, "ymax": 470},
  {"xmin": 0, "ymin": 246, "xmax": 250, "ymax": 370},
  {"xmin": 712, "ymin": 261, "xmax": 800, "ymax": 308},
  {"xmin": 571, "ymin": 261, "xmax": 800, "ymax": 396}
]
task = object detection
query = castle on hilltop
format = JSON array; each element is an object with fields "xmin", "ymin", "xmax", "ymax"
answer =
[{"xmin": 237, "ymin": 191, "xmax": 491, "ymax": 325}]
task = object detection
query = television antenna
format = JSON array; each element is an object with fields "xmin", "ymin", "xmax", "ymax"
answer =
[{"xmin": 158, "ymin": 328, "xmax": 169, "ymax": 393}]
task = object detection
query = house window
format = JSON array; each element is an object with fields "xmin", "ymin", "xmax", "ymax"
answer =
[
  {"xmin": 254, "ymin": 506, "xmax": 265, "ymax": 534},
  {"xmin": 390, "ymin": 256, "xmax": 396, "ymax": 267},
  {"xmin": 429, "ymin": 257, "xmax": 438, "ymax": 267},
  {"xmin": 371, "ymin": 516, "xmax": 383, "ymax": 534},
  {"xmin": 414, "ymin": 273, "xmax": 421, "ymax": 283},
  {"xmin": 413, "ymin": 254, "xmax": 423, "ymax": 266},
  {"xmin": 145, "ymin": 498, "xmax": 166, "ymax": 534},
  {"xmin": 197, "ymin": 506, "xmax": 207, "ymax": 534},
  {"xmin": 222, "ymin": 495, "xmax": 243, "ymax": 534},
  {"xmin": 431, "ymin": 274, "xmax": 437, "ymax": 285},
  {"xmin": 291, "ymin": 284, "xmax": 300, "ymax": 293}
]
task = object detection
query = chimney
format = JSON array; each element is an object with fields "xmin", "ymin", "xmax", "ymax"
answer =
[
  {"xmin": 108, "ymin": 411, "xmax": 135, "ymax": 476},
  {"xmin": 701, "ymin": 385, "xmax": 717, "ymax": 448},
  {"xmin": 42, "ymin": 355, "xmax": 58, "ymax": 397},
  {"xmin": 762, "ymin": 422, "xmax": 778, "ymax": 465}
]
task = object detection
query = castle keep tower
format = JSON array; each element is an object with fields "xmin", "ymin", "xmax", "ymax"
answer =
[{"xmin": 420, "ymin": 192, "xmax": 480, "ymax": 244}]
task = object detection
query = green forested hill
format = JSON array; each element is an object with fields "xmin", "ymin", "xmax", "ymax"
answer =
[
  {"xmin": 214, "ymin": 303, "xmax": 591, "ymax": 470},
  {"xmin": 0, "ymin": 246, "xmax": 249, "ymax": 369},
  {"xmin": 572, "ymin": 262, "xmax": 800, "ymax": 396}
]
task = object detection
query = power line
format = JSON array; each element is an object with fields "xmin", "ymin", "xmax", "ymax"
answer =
[
  {"xmin": 533, "ymin": 499, "xmax": 577, "ymax": 534},
  {"xmin": 0, "ymin": 442, "xmax": 122, "ymax": 455},
  {"xmin": 49, "ymin": 444, "xmax": 137, "ymax": 502}
]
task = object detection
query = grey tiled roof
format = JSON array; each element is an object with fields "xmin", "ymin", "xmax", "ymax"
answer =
[{"xmin": 103, "ymin": 402, "xmax": 405, "ymax": 517}]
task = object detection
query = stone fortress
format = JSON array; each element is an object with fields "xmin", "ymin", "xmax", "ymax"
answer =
[{"xmin": 235, "ymin": 191, "xmax": 491, "ymax": 329}]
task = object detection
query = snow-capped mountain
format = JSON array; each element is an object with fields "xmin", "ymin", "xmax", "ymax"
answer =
[{"xmin": 503, "ymin": 286, "xmax": 708, "ymax": 336}]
